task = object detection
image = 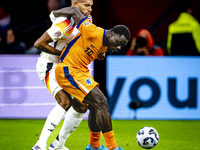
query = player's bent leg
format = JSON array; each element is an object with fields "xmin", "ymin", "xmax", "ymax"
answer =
[
  {"xmin": 49, "ymin": 98, "xmax": 88, "ymax": 149},
  {"xmin": 83, "ymin": 87, "xmax": 120, "ymax": 150},
  {"xmin": 31, "ymin": 104, "xmax": 67, "ymax": 149},
  {"xmin": 87, "ymin": 104, "xmax": 101, "ymax": 132},
  {"xmin": 32, "ymin": 89, "xmax": 72, "ymax": 150},
  {"xmin": 55, "ymin": 89, "xmax": 72, "ymax": 111},
  {"xmin": 85, "ymin": 106, "xmax": 104, "ymax": 149},
  {"xmin": 83, "ymin": 86, "xmax": 112, "ymax": 133},
  {"xmin": 71, "ymin": 98, "xmax": 88, "ymax": 113}
]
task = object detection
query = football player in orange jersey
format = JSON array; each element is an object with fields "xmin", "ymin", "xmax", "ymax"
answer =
[
  {"xmin": 51, "ymin": 7, "xmax": 130, "ymax": 150},
  {"xmin": 31, "ymin": 1, "xmax": 107, "ymax": 150}
]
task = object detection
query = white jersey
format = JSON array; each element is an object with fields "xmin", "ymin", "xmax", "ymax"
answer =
[
  {"xmin": 40, "ymin": 12, "xmax": 80, "ymax": 63},
  {"xmin": 36, "ymin": 12, "xmax": 83, "ymax": 97}
]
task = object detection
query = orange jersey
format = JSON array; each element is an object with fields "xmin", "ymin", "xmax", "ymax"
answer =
[
  {"xmin": 60, "ymin": 17, "xmax": 107, "ymax": 72},
  {"xmin": 55, "ymin": 17, "xmax": 107, "ymax": 102}
]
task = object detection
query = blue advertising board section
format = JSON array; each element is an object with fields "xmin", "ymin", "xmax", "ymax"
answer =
[
  {"xmin": 107, "ymin": 56, "xmax": 200, "ymax": 120},
  {"xmin": 0, "ymin": 55, "xmax": 93, "ymax": 119}
]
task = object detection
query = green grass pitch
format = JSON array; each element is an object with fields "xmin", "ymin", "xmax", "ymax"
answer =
[{"xmin": 0, "ymin": 119, "xmax": 200, "ymax": 150}]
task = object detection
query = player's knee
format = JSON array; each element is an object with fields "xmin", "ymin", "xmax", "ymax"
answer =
[
  {"xmin": 84, "ymin": 87, "xmax": 109, "ymax": 111},
  {"xmin": 96, "ymin": 96, "xmax": 109, "ymax": 111},
  {"xmin": 72, "ymin": 105, "xmax": 87, "ymax": 113},
  {"xmin": 56, "ymin": 97, "xmax": 71, "ymax": 110},
  {"xmin": 59, "ymin": 100, "xmax": 71, "ymax": 110},
  {"xmin": 55, "ymin": 90, "xmax": 72, "ymax": 110},
  {"xmin": 72, "ymin": 100, "xmax": 87, "ymax": 113}
]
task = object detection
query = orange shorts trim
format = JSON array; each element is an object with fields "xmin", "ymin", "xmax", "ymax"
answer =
[{"xmin": 55, "ymin": 62, "xmax": 98, "ymax": 102}]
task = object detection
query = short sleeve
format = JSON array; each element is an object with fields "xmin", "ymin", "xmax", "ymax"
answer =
[
  {"xmin": 77, "ymin": 17, "xmax": 97, "ymax": 38},
  {"xmin": 47, "ymin": 17, "xmax": 73, "ymax": 41}
]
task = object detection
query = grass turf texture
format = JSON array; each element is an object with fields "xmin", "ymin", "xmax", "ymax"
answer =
[{"xmin": 0, "ymin": 120, "xmax": 200, "ymax": 150}]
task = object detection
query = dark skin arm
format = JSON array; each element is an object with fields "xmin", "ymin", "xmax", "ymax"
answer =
[
  {"xmin": 34, "ymin": 32, "xmax": 61, "ymax": 56},
  {"xmin": 35, "ymin": 7, "xmax": 106, "ymax": 60},
  {"xmin": 34, "ymin": 7, "xmax": 85, "ymax": 55},
  {"xmin": 53, "ymin": 7, "xmax": 85, "ymax": 25}
]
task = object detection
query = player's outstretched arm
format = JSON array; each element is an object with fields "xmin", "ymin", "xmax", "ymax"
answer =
[
  {"xmin": 34, "ymin": 32, "xmax": 61, "ymax": 56},
  {"xmin": 53, "ymin": 7, "xmax": 85, "ymax": 25}
]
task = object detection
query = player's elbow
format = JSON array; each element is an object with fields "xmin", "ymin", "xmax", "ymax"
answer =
[{"xmin": 34, "ymin": 40, "xmax": 40, "ymax": 49}]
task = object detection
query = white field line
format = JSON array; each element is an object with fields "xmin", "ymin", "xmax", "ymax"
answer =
[
  {"xmin": 0, "ymin": 103, "xmax": 57, "ymax": 107},
  {"xmin": 0, "ymin": 86, "xmax": 46, "ymax": 90},
  {"xmin": 0, "ymin": 70, "xmax": 37, "ymax": 73}
]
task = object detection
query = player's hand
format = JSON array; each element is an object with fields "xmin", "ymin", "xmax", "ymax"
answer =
[{"xmin": 98, "ymin": 52, "xmax": 106, "ymax": 61}]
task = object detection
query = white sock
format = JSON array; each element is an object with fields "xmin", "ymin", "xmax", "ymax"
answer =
[
  {"xmin": 37, "ymin": 104, "xmax": 66, "ymax": 147},
  {"xmin": 53, "ymin": 107, "xmax": 86, "ymax": 148}
]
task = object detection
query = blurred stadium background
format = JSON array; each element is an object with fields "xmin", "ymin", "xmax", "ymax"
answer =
[
  {"xmin": 1, "ymin": 0, "xmax": 200, "ymax": 149},
  {"xmin": 0, "ymin": 0, "xmax": 199, "ymax": 120}
]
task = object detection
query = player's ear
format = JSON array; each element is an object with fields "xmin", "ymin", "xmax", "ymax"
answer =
[
  {"xmin": 110, "ymin": 31, "xmax": 114, "ymax": 38},
  {"xmin": 73, "ymin": 1, "xmax": 79, "ymax": 7}
]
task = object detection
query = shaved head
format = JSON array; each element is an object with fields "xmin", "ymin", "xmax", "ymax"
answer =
[{"xmin": 71, "ymin": 0, "xmax": 85, "ymax": 5}]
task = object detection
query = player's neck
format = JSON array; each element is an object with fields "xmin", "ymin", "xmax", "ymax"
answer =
[{"xmin": 103, "ymin": 30, "xmax": 111, "ymax": 46}]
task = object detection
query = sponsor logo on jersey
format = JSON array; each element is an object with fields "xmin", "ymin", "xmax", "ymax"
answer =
[
  {"xmin": 85, "ymin": 78, "xmax": 92, "ymax": 85},
  {"xmin": 54, "ymin": 31, "xmax": 62, "ymax": 37},
  {"xmin": 83, "ymin": 20, "xmax": 91, "ymax": 27}
]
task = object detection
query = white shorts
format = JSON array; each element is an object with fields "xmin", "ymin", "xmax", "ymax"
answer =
[{"xmin": 36, "ymin": 53, "xmax": 62, "ymax": 97}]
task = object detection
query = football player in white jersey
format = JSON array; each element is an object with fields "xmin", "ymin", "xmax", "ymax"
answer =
[{"xmin": 31, "ymin": 0, "xmax": 105, "ymax": 150}]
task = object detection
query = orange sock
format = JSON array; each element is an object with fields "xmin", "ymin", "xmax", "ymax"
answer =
[
  {"xmin": 103, "ymin": 130, "xmax": 118, "ymax": 150},
  {"xmin": 90, "ymin": 130, "xmax": 101, "ymax": 149}
]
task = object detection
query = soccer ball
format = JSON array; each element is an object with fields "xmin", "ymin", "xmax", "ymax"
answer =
[{"xmin": 136, "ymin": 126, "xmax": 159, "ymax": 149}]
